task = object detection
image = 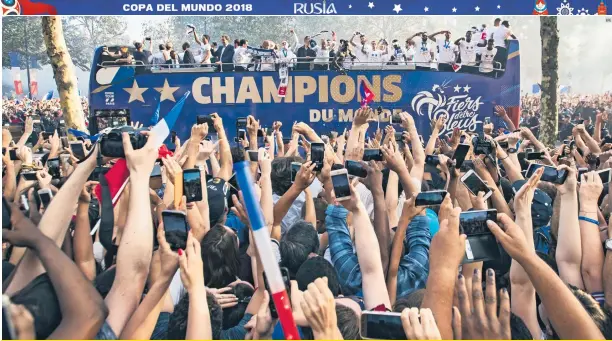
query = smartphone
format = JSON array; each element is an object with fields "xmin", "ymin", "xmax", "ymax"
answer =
[
  {"xmin": 362, "ymin": 148, "xmax": 383, "ymax": 162},
  {"xmin": 526, "ymin": 151, "xmax": 544, "ymax": 160},
  {"xmin": 3, "ymin": 295, "xmax": 17, "ymax": 340},
  {"xmin": 498, "ymin": 140, "xmax": 509, "ymax": 149},
  {"xmin": 237, "ymin": 129, "xmax": 247, "ymax": 141},
  {"xmin": 452, "ymin": 144, "xmax": 471, "ymax": 169},
  {"xmin": 171, "ymin": 131, "xmax": 177, "ymax": 144},
  {"xmin": 460, "ymin": 160, "xmax": 475, "ymax": 172},
  {"xmin": 425, "ymin": 154, "xmax": 439, "ymax": 166},
  {"xmin": 290, "ymin": 162, "xmax": 301, "ymax": 183},
  {"xmin": 394, "ymin": 132, "xmax": 403, "ymax": 141},
  {"xmin": 162, "ymin": 210, "xmax": 189, "ymax": 250},
  {"xmin": 22, "ymin": 171, "xmax": 38, "ymax": 181},
  {"xmin": 150, "ymin": 163, "xmax": 163, "ymax": 190},
  {"xmin": 459, "ymin": 209, "xmax": 501, "ymax": 263},
  {"xmin": 236, "ymin": 117, "xmax": 248, "ymax": 130},
  {"xmin": 390, "ymin": 113, "xmax": 402, "ymax": 125},
  {"xmin": 345, "ymin": 160, "xmax": 368, "ymax": 178},
  {"xmin": 597, "ymin": 168, "xmax": 612, "ymax": 184},
  {"xmin": 460, "ymin": 169, "xmax": 493, "ymax": 200},
  {"xmin": 360, "ymin": 311, "xmax": 406, "ymax": 340},
  {"xmin": 525, "ymin": 148, "xmax": 534, "ymax": 154},
  {"xmin": 247, "ymin": 150, "xmax": 259, "ymax": 162},
  {"xmin": 484, "ymin": 117, "xmax": 491, "ymax": 125},
  {"xmin": 70, "ymin": 142, "xmax": 86, "ymax": 161},
  {"xmin": 60, "ymin": 136, "xmax": 69, "ymax": 149},
  {"xmin": 577, "ymin": 167, "xmax": 589, "ymax": 182},
  {"xmin": 415, "ymin": 190, "xmax": 447, "ymax": 207},
  {"xmin": 42, "ymin": 132, "xmax": 53, "ymax": 140},
  {"xmin": 183, "ymin": 168, "xmax": 203, "ymax": 203},
  {"xmin": 525, "ymin": 163, "xmax": 569, "ymax": 184},
  {"xmin": 37, "ymin": 188, "xmax": 53, "ymax": 209},
  {"xmin": 197, "ymin": 115, "xmax": 216, "ymax": 133},
  {"xmin": 310, "ymin": 142, "xmax": 325, "ymax": 171},
  {"xmin": 46, "ymin": 157, "xmax": 61, "ymax": 179},
  {"xmin": 331, "ymin": 169, "xmax": 351, "ymax": 201},
  {"xmin": 2, "ymin": 197, "xmax": 11, "ymax": 230},
  {"xmin": 563, "ymin": 139, "xmax": 570, "ymax": 145},
  {"xmin": 9, "ymin": 149, "xmax": 18, "ymax": 161}
]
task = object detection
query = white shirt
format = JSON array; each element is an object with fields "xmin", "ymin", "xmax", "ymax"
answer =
[
  {"xmin": 199, "ymin": 42, "xmax": 211, "ymax": 64},
  {"xmin": 437, "ymin": 39, "xmax": 456, "ymax": 64},
  {"xmin": 151, "ymin": 51, "xmax": 166, "ymax": 66},
  {"xmin": 272, "ymin": 179, "xmax": 323, "ymax": 235},
  {"xmin": 314, "ymin": 47, "xmax": 330, "ymax": 65},
  {"xmin": 259, "ymin": 54, "xmax": 277, "ymax": 71},
  {"xmin": 278, "ymin": 48, "xmax": 297, "ymax": 67},
  {"xmin": 233, "ymin": 46, "xmax": 252, "ymax": 68},
  {"xmin": 405, "ymin": 46, "xmax": 416, "ymax": 62},
  {"xmin": 368, "ymin": 50, "xmax": 383, "ymax": 64},
  {"xmin": 353, "ymin": 43, "xmax": 372, "ymax": 66},
  {"xmin": 478, "ymin": 27, "xmax": 494, "ymax": 55},
  {"xmin": 479, "ymin": 47, "xmax": 497, "ymax": 73},
  {"xmin": 493, "ymin": 26, "xmax": 512, "ymax": 48},
  {"xmin": 459, "ymin": 39, "xmax": 477, "ymax": 65},
  {"xmin": 414, "ymin": 41, "xmax": 433, "ymax": 66}
]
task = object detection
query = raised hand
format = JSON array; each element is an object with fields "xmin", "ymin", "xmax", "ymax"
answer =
[
  {"xmin": 2, "ymin": 202, "xmax": 44, "ymax": 248},
  {"xmin": 199, "ymin": 140, "xmax": 219, "ymax": 161},
  {"xmin": 17, "ymin": 145, "xmax": 33, "ymax": 165},
  {"xmin": 401, "ymin": 308, "xmax": 442, "ymax": 340},
  {"xmin": 122, "ymin": 130, "xmax": 159, "ymax": 176},
  {"xmin": 161, "ymin": 156, "xmax": 182, "ymax": 185},
  {"xmin": 579, "ymin": 171, "xmax": 603, "ymax": 207},
  {"xmin": 399, "ymin": 111, "xmax": 416, "ymax": 131},
  {"xmin": 294, "ymin": 161, "xmax": 317, "ymax": 191},
  {"xmin": 246, "ymin": 115, "xmax": 260, "ymax": 138},
  {"xmin": 555, "ymin": 165, "xmax": 577, "ymax": 196},
  {"xmin": 130, "ymin": 121, "xmax": 143, "ymax": 129},
  {"xmin": 210, "ymin": 113, "xmax": 224, "ymax": 134},
  {"xmin": 514, "ymin": 167, "xmax": 543, "ymax": 214},
  {"xmin": 494, "ymin": 105, "xmax": 508, "ymax": 118},
  {"xmin": 36, "ymin": 169, "xmax": 52, "ymax": 190},
  {"xmin": 359, "ymin": 160, "xmax": 383, "ymax": 193},
  {"xmin": 381, "ymin": 141, "xmax": 407, "ymax": 174},
  {"xmin": 191, "ymin": 123, "xmax": 209, "ymax": 142},
  {"xmin": 178, "ymin": 231, "xmax": 205, "ymax": 293},
  {"xmin": 456, "ymin": 268, "xmax": 511, "ymax": 340},
  {"xmin": 258, "ymin": 147, "xmax": 272, "ymax": 176},
  {"xmin": 486, "ymin": 213, "xmax": 533, "ymax": 262},
  {"xmin": 353, "ymin": 107, "xmax": 370, "ymax": 127},
  {"xmin": 301, "ymin": 277, "xmax": 340, "ymax": 340},
  {"xmin": 430, "ymin": 205, "xmax": 465, "ymax": 271},
  {"xmin": 206, "ymin": 287, "xmax": 238, "ymax": 309}
]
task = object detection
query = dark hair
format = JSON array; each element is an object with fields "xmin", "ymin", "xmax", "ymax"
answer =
[
  {"xmin": 567, "ymin": 285, "xmax": 612, "ymax": 338},
  {"xmin": 182, "ymin": 42, "xmax": 190, "ymax": 50},
  {"xmin": 231, "ymin": 146, "xmax": 246, "ymax": 163},
  {"xmin": 222, "ymin": 283, "xmax": 254, "ymax": 329},
  {"xmin": 93, "ymin": 267, "xmax": 117, "ymax": 298},
  {"xmin": 295, "ymin": 256, "xmax": 341, "ymax": 296},
  {"xmin": 234, "ymin": 39, "xmax": 240, "ymax": 45},
  {"xmin": 511, "ymin": 312, "xmax": 533, "ymax": 340},
  {"xmin": 203, "ymin": 34, "xmax": 210, "ymax": 43},
  {"xmin": 168, "ymin": 292, "xmax": 223, "ymax": 339},
  {"xmin": 300, "ymin": 197, "xmax": 328, "ymax": 233},
  {"xmin": 201, "ymin": 224, "xmax": 240, "ymax": 289},
  {"xmin": 158, "ymin": 44, "xmax": 166, "ymax": 51},
  {"xmin": 134, "ymin": 42, "xmax": 142, "ymax": 49},
  {"xmin": 336, "ymin": 304, "xmax": 361, "ymax": 339},
  {"xmin": 494, "ymin": 18, "xmax": 502, "ymax": 24},
  {"xmin": 280, "ymin": 220, "xmax": 319, "ymax": 278},
  {"xmin": 502, "ymin": 20, "xmax": 510, "ymax": 27},
  {"xmin": 271, "ymin": 156, "xmax": 304, "ymax": 196},
  {"xmin": 239, "ymin": 39, "xmax": 248, "ymax": 46},
  {"xmin": 393, "ymin": 289, "xmax": 426, "ymax": 312},
  {"xmin": 10, "ymin": 274, "xmax": 61, "ymax": 339}
]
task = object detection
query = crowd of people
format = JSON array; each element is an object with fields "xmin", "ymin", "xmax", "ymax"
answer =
[
  {"xmin": 3, "ymin": 90, "xmax": 612, "ymax": 340},
  {"xmin": 105, "ymin": 17, "xmax": 516, "ymax": 75},
  {"xmin": 519, "ymin": 92, "xmax": 612, "ymax": 142}
]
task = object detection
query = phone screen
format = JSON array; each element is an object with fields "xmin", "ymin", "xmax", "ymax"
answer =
[
  {"xmin": 526, "ymin": 164, "xmax": 568, "ymax": 184},
  {"xmin": 3, "ymin": 197, "xmax": 11, "ymax": 230},
  {"xmin": 162, "ymin": 211, "xmax": 189, "ymax": 250},
  {"xmin": 311, "ymin": 143, "xmax": 325, "ymax": 171},
  {"xmin": 70, "ymin": 142, "xmax": 86, "ymax": 160},
  {"xmin": 362, "ymin": 148, "xmax": 383, "ymax": 162},
  {"xmin": 39, "ymin": 191, "xmax": 53, "ymax": 208},
  {"xmin": 248, "ymin": 150, "xmax": 259, "ymax": 162},
  {"xmin": 415, "ymin": 190, "xmax": 447, "ymax": 207},
  {"xmin": 47, "ymin": 158, "xmax": 61, "ymax": 179},
  {"xmin": 498, "ymin": 141, "xmax": 509, "ymax": 149},
  {"xmin": 21, "ymin": 171, "xmax": 37, "ymax": 181},
  {"xmin": 425, "ymin": 154, "xmax": 439, "ymax": 166},
  {"xmin": 391, "ymin": 113, "xmax": 401, "ymax": 125},
  {"xmin": 462, "ymin": 172, "xmax": 490, "ymax": 197},
  {"xmin": 331, "ymin": 171, "xmax": 351, "ymax": 199},
  {"xmin": 237, "ymin": 129, "xmax": 247, "ymax": 141},
  {"xmin": 345, "ymin": 160, "xmax": 368, "ymax": 178},
  {"xmin": 452, "ymin": 144, "xmax": 470, "ymax": 168},
  {"xmin": 360, "ymin": 312, "xmax": 406, "ymax": 340},
  {"xmin": 526, "ymin": 151, "xmax": 544, "ymax": 160},
  {"xmin": 183, "ymin": 169, "xmax": 203, "ymax": 203},
  {"xmin": 291, "ymin": 162, "xmax": 301, "ymax": 183},
  {"xmin": 236, "ymin": 117, "xmax": 248, "ymax": 130},
  {"xmin": 459, "ymin": 209, "xmax": 497, "ymax": 235},
  {"xmin": 9, "ymin": 149, "xmax": 18, "ymax": 161},
  {"xmin": 598, "ymin": 169, "xmax": 611, "ymax": 184}
]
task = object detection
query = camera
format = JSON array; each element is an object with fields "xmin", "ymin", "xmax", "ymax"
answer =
[
  {"xmin": 472, "ymin": 135, "xmax": 495, "ymax": 155},
  {"xmin": 99, "ymin": 126, "xmax": 148, "ymax": 158}
]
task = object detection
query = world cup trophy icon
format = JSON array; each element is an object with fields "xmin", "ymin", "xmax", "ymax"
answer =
[
  {"xmin": 533, "ymin": 0, "xmax": 549, "ymax": 14},
  {"xmin": 598, "ymin": 0, "xmax": 607, "ymax": 15},
  {"xmin": 2, "ymin": 0, "xmax": 21, "ymax": 15}
]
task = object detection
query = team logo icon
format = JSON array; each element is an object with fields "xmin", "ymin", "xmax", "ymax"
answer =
[
  {"xmin": 533, "ymin": 0, "xmax": 549, "ymax": 14},
  {"xmin": 1, "ymin": 0, "xmax": 57, "ymax": 15}
]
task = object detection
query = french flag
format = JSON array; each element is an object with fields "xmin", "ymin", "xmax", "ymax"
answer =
[{"xmin": 359, "ymin": 80, "xmax": 374, "ymax": 108}]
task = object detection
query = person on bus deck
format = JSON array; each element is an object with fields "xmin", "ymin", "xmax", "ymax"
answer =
[
  {"xmin": 279, "ymin": 40, "xmax": 297, "ymax": 69},
  {"xmin": 493, "ymin": 20, "xmax": 516, "ymax": 70},
  {"xmin": 295, "ymin": 34, "xmax": 316, "ymax": 71},
  {"xmin": 407, "ymin": 32, "xmax": 434, "ymax": 70},
  {"xmin": 479, "ymin": 38, "xmax": 498, "ymax": 75},
  {"xmin": 233, "ymin": 39, "xmax": 251, "ymax": 72},
  {"xmin": 404, "ymin": 39, "xmax": 416, "ymax": 67},
  {"xmin": 132, "ymin": 40, "xmax": 152, "ymax": 74},
  {"xmin": 151, "ymin": 44, "xmax": 167, "ymax": 67},
  {"xmin": 259, "ymin": 40, "xmax": 279, "ymax": 72},
  {"xmin": 164, "ymin": 42, "xmax": 174, "ymax": 61},
  {"xmin": 166, "ymin": 50, "xmax": 181, "ymax": 69},
  {"xmin": 182, "ymin": 42, "xmax": 196, "ymax": 68},
  {"xmin": 349, "ymin": 32, "xmax": 371, "ymax": 66},
  {"xmin": 455, "ymin": 31, "xmax": 481, "ymax": 74},
  {"xmin": 313, "ymin": 39, "xmax": 331, "ymax": 71},
  {"xmin": 214, "ymin": 35, "xmax": 235, "ymax": 72},
  {"xmin": 114, "ymin": 46, "xmax": 133, "ymax": 65},
  {"xmin": 429, "ymin": 30, "xmax": 457, "ymax": 72},
  {"xmin": 191, "ymin": 29, "xmax": 212, "ymax": 65},
  {"xmin": 234, "ymin": 39, "xmax": 240, "ymax": 49}
]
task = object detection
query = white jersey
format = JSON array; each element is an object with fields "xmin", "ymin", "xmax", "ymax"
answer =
[{"xmin": 479, "ymin": 47, "xmax": 497, "ymax": 73}]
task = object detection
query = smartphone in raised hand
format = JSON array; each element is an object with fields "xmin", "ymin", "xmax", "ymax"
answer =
[
  {"xmin": 460, "ymin": 170, "xmax": 493, "ymax": 200},
  {"xmin": 525, "ymin": 163, "xmax": 569, "ymax": 184},
  {"xmin": 415, "ymin": 190, "xmax": 447, "ymax": 207},
  {"xmin": 310, "ymin": 142, "xmax": 325, "ymax": 171},
  {"xmin": 452, "ymin": 143, "xmax": 471, "ymax": 169},
  {"xmin": 330, "ymin": 169, "xmax": 351, "ymax": 201},
  {"xmin": 345, "ymin": 160, "xmax": 368, "ymax": 178},
  {"xmin": 360, "ymin": 311, "xmax": 406, "ymax": 340},
  {"xmin": 459, "ymin": 209, "xmax": 501, "ymax": 263},
  {"xmin": 362, "ymin": 148, "xmax": 383, "ymax": 162},
  {"xmin": 290, "ymin": 162, "xmax": 301, "ymax": 183},
  {"xmin": 182, "ymin": 168, "xmax": 203, "ymax": 203},
  {"xmin": 162, "ymin": 210, "xmax": 189, "ymax": 251}
]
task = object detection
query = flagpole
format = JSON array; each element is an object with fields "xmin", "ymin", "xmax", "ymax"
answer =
[{"xmin": 23, "ymin": 18, "xmax": 32, "ymax": 100}]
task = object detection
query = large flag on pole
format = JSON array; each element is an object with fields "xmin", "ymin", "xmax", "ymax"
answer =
[
  {"xmin": 9, "ymin": 52, "xmax": 23, "ymax": 95},
  {"xmin": 29, "ymin": 56, "xmax": 40, "ymax": 97}
]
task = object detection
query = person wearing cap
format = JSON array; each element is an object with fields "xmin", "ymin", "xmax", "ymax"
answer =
[{"xmin": 114, "ymin": 46, "xmax": 133, "ymax": 65}]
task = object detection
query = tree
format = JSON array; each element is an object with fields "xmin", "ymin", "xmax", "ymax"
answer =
[
  {"xmin": 2, "ymin": 17, "xmax": 47, "ymax": 69},
  {"xmin": 42, "ymin": 16, "xmax": 86, "ymax": 131},
  {"xmin": 539, "ymin": 16, "xmax": 559, "ymax": 147}
]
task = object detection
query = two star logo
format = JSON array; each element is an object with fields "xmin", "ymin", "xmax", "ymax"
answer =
[{"xmin": 123, "ymin": 78, "xmax": 180, "ymax": 103}]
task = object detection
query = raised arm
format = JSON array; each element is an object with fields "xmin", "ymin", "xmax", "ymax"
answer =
[
  {"xmin": 211, "ymin": 113, "xmax": 233, "ymax": 181},
  {"xmin": 73, "ymin": 181, "xmax": 99, "ymax": 281},
  {"xmin": 578, "ymin": 124, "xmax": 602, "ymax": 155},
  {"xmin": 273, "ymin": 162, "xmax": 316, "ymax": 229},
  {"xmin": 604, "ymin": 204, "xmax": 612, "ymax": 309},
  {"xmin": 425, "ymin": 116, "xmax": 445, "ymax": 155},
  {"xmin": 401, "ymin": 112, "xmax": 426, "ymax": 185},
  {"xmin": 494, "ymin": 105, "xmax": 517, "ymax": 131},
  {"xmin": 259, "ymin": 148, "xmax": 274, "ymax": 229},
  {"xmin": 578, "ymin": 172, "xmax": 605, "ymax": 295},
  {"xmin": 15, "ymin": 117, "xmax": 33, "ymax": 148}
]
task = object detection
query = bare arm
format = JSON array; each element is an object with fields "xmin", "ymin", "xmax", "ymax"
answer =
[
  {"xmin": 604, "ymin": 216, "xmax": 612, "ymax": 309},
  {"xmin": 361, "ymin": 162, "xmax": 391, "ymax": 277},
  {"xmin": 385, "ymin": 170, "xmax": 400, "ymax": 228},
  {"xmin": 303, "ymin": 188, "xmax": 316, "ymax": 226},
  {"xmin": 211, "ymin": 113, "xmax": 233, "ymax": 181},
  {"xmin": 578, "ymin": 172, "xmax": 605, "ymax": 293},
  {"xmin": 73, "ymin": 196, "xmax": 97, "ymax": 281}
]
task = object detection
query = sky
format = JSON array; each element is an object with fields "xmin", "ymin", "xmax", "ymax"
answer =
[{"xmin": 125, "ymin": 15, "xmax": 169, "ymax": 41}]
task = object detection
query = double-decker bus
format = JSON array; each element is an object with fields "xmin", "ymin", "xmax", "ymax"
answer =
[{"xmin": 88, "ymin": 41, "xmax": 520, "ymax": 140}]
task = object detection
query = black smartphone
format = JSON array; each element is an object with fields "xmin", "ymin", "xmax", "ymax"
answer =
[
  {"xmin": 498, "ymin": 140, "xmax": 509, "ymax": 149},
  {"xmin": 197, "ymin": 115, "xmax": 216, "ymax": 133},
  {"xmin": 42, "ymin": 132, "xmax": 53, "ymax": 140},
  {"xmin": 345, "ymin": 160, "xmax": 368, "ymax": 178},
  {"xmin": 597, "ymin": 168, "xmax": 612, "ymax": 184},
  {"xmin": 425, "ymin": 154, "xmax": 439, "ymax": 166},
  {"xmin": 266, "ymin": 128, "xmax": 274, "ymax": 137},
  {"xmin": 236, "ymin": 117, "xmax": 248, "ymax": 130},
  {"xmin": 22, "ymin": 171, "xmax": 38, "ymax": 181},
  {"xmin": 183, "ymin": 168, "xmax": 203, "ymax": 203},
  {"xmin": 60, "ymin": 136, "xmax": 69, "ymax": 149},
  {"xmin": 452, "ymin": 143, "xmax": 471, "ymax": 169},
  {"xmin": 526, "ymin": 151, "xmax": 544, "ymax": 160},
  {"xmin": 460, "ymin": 170, "xmax": 493, "ymax": 199},
  {"xmin": 460, "ymin": 160, "xmax": 475, "ymax": 172},
  {"xmin": 162, "ymin": 210, "xmax": 189, "ymax": 250},
  {"xmin": 171, "ymin": 131, "xmax": 177, "ymax": 144},
  {"xmin": 563, "ymin": 139, "xmax": 570, "ymax": 145},
  {"xmin": 360, "ymin": 311, "xmax": 406, "ymax": 340},
  {"xmin": 237, "ymin": 129, "xmax": 247, "ymax": 141},
  {"xmin": 415, "ymin": 190, "xmax": 447, "ymax": 207},
  {"xmin": 291, "ymin": 162, "xmax": 301, "ymax": 183},
  {"xmin": 525, "ymin": 163, "xmax": 569, "ymax": 184},
  {"xmin": 257, "ymin": 129, "xmax": 265, "ymax": 138},
  {"xmin": 362, "ymin": 148, "xmax": 383, "ymax": 162},
  {"xmin": 390, "ymin": 113, "xmax": 402, "ymax": 125},
  {"xmin": 150, "ymin": 163, "xmax": 163, "ymax": 190},
  {"xmin": 484, "ymin": 117, "xmax": 491, "ymax": 125},
  {"xmin": 459, "ymin": 209, "xmax": 501, "ymax": 263},
  {"xmin": 282, "ymin": 138, "xmax": 292, "ymax": 145},
  {"xmin": 247, "ymin": 150, "xmax": 259, "ymax": 162},
  {"xmin": 47, "ymin": 157, "xmax": 61, "ymax": 179},
  {"xmin": 3, "ymin": 197, "xmax": 12, "ymax": 230},
  {"xmin": 70, "ymin": 142, "xmax": 86, "ymax": 161},
  {"xmin": 577, "ymin": 167, "xmax": 589, "ymax": 182},
  {"xmin": 9, "ymin": 149, "xmax": 18, "ymax": 161},
  {"xmin": 38, "ymin": 189, "xmax": 53, "ymax": 209},
  {"xmin": 394, "ymin": 132, "xmax": 403, "ymax": 141},
  {"xmin": 310, "ymin": 142, "xmax": 325, "ymax": 171}
]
